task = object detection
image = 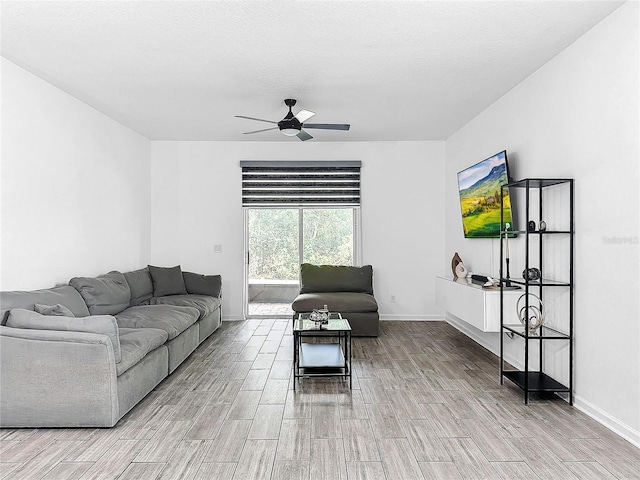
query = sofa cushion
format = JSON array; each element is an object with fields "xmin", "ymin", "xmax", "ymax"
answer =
[
  {"xmin": 151, "ymin": 294, "xmax": 221, "ymax": 319},
  {"xmin": 299, "ymin": 264, "xmax": 374, "ymax": 295},
  {"xmin": 69, "ymin": 271, "xmax": 131, "ymax": 316},
  {"xmin": 0, "ymin": 286, "xmax": 90, "ymax": 325},
  {"xmin": 115, "ymin": 305, "xmax": 199, "ymax": 340},
  {"xmin": 148, "ymin": 265, "xmax": 188, "ymax": 297},
  {"xmin": 183, "ymin": 272, "xmax": 222, "ymax": 297},
  {"xmin": 123, "ymin": 268, "xmax": 154, "ymax": 307},
  {"xmin": 292, "ymin": 292, "xmax": 378, "ymax": 313},
  {"xmin": 116, "ymin": 327, "xmax": 168, "ymax": 376},
  {"xmin": 6, "ymin": 308, "xmax": 122, "ymax": 363},
  {"xmin": 123, "ymin": 267, "xmax": 153, "ymax": 307},
  {"xmin": 34, "ymin": 303, "xmax": 75, "ymax": 317}
]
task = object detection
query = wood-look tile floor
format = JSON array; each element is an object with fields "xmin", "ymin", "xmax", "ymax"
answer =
[{"xmin": 1, "ymin": 320, "xmax": 639, "ymax": 480}]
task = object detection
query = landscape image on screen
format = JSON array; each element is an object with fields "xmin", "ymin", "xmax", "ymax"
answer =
[{"xmin": 457, "ymin": 151, "xmax": 512, "ymax": 238}]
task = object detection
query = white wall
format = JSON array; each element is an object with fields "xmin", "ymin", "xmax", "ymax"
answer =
[
  {"xmin": 150, "ymin": 141, "xmax": 445, "ymax": 321},
  {"xmin": 0, "ymin": 59, "xmax": 151, "ymax": 289},
  {"xmin": 444, "ymin": 2, "xmax": 639, "ymax": 445}
]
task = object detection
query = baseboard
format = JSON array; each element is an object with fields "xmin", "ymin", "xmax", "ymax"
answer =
[
  {"xmin": 221, "ymin": 315, "xmax": 245, "ymax": 321},
  {"xmin": 444, "ymin": 314, "xmax": 640, "ymax": 450},
  {"xmin": 573, "ymin": 394, "xmax": 640, "ymax": 449},
  {"xmin": 380, "ymin": 314, "xmax": 442, "ymax": 321}
]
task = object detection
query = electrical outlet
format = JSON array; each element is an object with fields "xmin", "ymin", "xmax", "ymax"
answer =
[
  {"xmin": 213, "ymin": 244, "xmax": 223, "ymax": 253},
  {"xmin": 390, "ymin": 295, "xmax": 397, "ymax": 303}
]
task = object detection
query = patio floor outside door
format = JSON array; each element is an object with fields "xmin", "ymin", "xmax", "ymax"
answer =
[{"xmin": 248, "ymin": 302, "xmax": 294, "ymax": 317}]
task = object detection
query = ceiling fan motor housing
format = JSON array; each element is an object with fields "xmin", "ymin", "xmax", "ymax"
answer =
[
  {"xmin": 279, "ymin": 99, "xmax": 302, "ymax": 133},
  {"xmin": 278, "ymin": 117, "xmax": 302, "ymax": 132}
]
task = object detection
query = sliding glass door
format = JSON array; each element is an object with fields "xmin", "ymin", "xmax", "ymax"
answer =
[
  {"xmin": 244, "ymin": 207, "xmax": 360, "ymax": 318},
  {"xmin": 246, "ymin": 209, "xmax": 299, "ymax": 317}
]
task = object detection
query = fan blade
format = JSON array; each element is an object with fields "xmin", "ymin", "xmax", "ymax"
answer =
[
  {"xmin": 297, "ymin": 130, "xmax": 313, "ymax": 141},
  {"xmin": 243, "ymin": 127, "xmax": 278, "ymax": 135},
  {"xmin": 302, "ymin": 123, "xmax": 350, "ymax": 131},
  {"xmin": 294, "ymin": 109, "xmax": 315, "ymax": 123},
  {"xmin": 235, "ymin": 115, "xmax": 278, "ymax": 124}
]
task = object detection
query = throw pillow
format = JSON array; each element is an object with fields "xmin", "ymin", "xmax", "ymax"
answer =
[
  {"xmin": 123, "ymin": 268, "xmax": 154, "ymax": 306},
  {"xmin": 183, "ymin": 272, "xmax": 222, "ymax": 297},
  {"xmin": 69, "ymin": 271, "xmax": 131, "ymax": 316},
  {"xmin": 148, "ymin": 265, "xmax": 187, "ymax": 297},
  {"xmin": 7, "ymin": 308, "xmax": 121, "ymax": 363},
  {"xmin": 34, "ymin": 303, "xmax": 75, "ymax": 317}
]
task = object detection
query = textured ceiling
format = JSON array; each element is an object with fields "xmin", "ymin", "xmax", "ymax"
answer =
[{"xmin": 1, "ymin": 1, "xmax": 623, "ymax": 141}]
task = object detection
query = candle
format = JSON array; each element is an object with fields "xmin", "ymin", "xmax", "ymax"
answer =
[{"xmin": 505, "ymin": 223, "xmax": 510, "ymax": 259}]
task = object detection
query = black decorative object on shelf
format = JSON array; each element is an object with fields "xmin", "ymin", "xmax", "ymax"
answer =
[
  {"xmin": 522, "ymin": 268, "xmax": 541, "ymax": 281},
  {"xmin": 499, "ymin": 178, "xmax": 574, "ymax": 405},
  {"xmin": 471, "ymin": 274, "xmax": 489, "ymax": 285},
  {"xmin": 503, "ymin": 223, "xmax": 512, "ymax": 287}
]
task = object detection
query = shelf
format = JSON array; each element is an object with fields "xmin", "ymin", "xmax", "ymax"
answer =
[
  {"xmin": 294, "ymin": 315, "xmax": 350, "ymax": 332},
  {"xmin": 299, "ymin": 343, "xmax": 345, "ymax": 368},
  {"xmin": 503, "ymin": 371, "xmax": 569, "ymax": 393},
  {"xmin": 506, "ymin": 178, "xmax": 572, "ymax": 189},
  {"xmin": 502, "ymin": 324, "xmax": 570, "ymax": 339},
  {"xmin": 499, "ymin": 177, "xmax": 573, "ymax": 405},
  {"xmin": 501, "ymin": 230, "xmax": 571, "ymax": 235},
  {"xmin": 501, "ymin": 278, "xmax": 570, "ymax": 287},
  {"xmin": 449, "ymin": 276, "xmax": 487, "ymax": 290},
  {"xmin": 435, "ymin": 276, "xmax": 522, "ymax": 332}
]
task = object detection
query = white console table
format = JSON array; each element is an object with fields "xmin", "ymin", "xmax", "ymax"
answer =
[{"xmin": 435, "ymin": 276, "xmax": 521, "ymax": 332}]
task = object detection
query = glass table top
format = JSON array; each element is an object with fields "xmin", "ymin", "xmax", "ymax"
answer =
[{"xmin": 294, "ymin": 313, "xmax": 351, "ymax": 332}]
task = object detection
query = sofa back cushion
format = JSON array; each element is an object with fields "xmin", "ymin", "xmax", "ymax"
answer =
[
  {"xmin": 299, "ymin": 264, "xmax": 374, "ymax": 295},
  {"xmin": 123, "ymin": 268, "xmax": 154, "ymax": 306},
  {"xmin": 69, "ymin": 271, "xmax": 131, "ymax": 316},
  {"xmin": 183, "ymin": 272, "xmax": 222, "ymax": 297},
  {"xmin": 0, "ymin": 286, "xmax": 90, "ymax": 325},
  {"xmin": 6, "ymin": 308, "xmax": 121, "ymax": 363}
]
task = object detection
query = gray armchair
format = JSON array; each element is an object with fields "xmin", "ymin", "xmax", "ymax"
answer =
[{"xmin": 291, "ymin": 264, "xmax": 379, "ymax": 336}]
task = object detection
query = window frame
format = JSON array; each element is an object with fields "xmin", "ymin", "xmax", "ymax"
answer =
[{"xmin": 243, "ymin": 206, "xmax": 361, "ymax": 319}]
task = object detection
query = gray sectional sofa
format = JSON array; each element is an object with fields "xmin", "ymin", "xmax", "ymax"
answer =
[
  {"xmin": 292, "ymin": 263, "xmax": 379, "ymax": 336},
  {"xmin": 0, "ymin": 265, "xmax": 221, "ymax": 428}
]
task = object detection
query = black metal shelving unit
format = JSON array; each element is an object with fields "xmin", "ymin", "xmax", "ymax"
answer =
[{"xmin": 499, "ymin": 178, "xmax": 574, "ymax": 404}]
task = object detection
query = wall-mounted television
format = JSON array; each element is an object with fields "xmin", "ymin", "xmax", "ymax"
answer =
[{"xmin": 457, "ymin": 150, "xmax": 513, "ymax": 238}]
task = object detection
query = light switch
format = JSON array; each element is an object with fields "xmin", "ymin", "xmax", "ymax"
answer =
[{"xmin": 213, "ymin": 244, "xmax": 223, "ymax": 253}]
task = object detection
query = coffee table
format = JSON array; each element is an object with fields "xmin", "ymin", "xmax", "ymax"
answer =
[{"xmin": 293, "ymin": 313, "xmax": 352, "ymax": 389}]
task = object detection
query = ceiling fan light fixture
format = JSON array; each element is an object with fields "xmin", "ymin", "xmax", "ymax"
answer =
[{"xmin": 280, "ymin": 128, "xmax": 300, "ymax": 136}]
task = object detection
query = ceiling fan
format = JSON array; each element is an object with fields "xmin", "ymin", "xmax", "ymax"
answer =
[{"xmin": 235, "ymin": 99, "xmax": 350, "ymax": 141}]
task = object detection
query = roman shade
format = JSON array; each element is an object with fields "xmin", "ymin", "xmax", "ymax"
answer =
[{"xmin": 240, "ymin": 161, "xmax": 361, "ymax": 207}]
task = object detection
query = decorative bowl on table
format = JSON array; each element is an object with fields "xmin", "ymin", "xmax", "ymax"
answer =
[{"xmin": 309, "ymin": 308, "xmax": 330, "ymax": 328}]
